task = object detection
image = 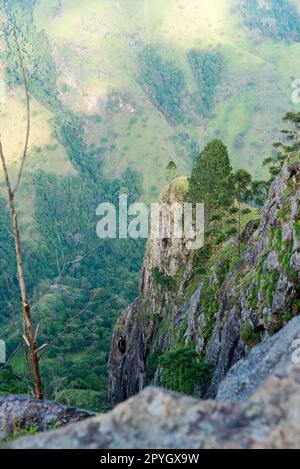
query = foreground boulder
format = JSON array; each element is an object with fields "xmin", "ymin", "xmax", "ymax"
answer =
[
  {"xmin": 6, "ymin": 317, "xmax": 300, "ymax": 449},
  {"xmin": 0, "ymin": 395, "xmax": 94, "ymax": 440},
  {"xmin": 7, "ymin": 318, "xmax": 300, "ymax": 449},
  {"xmin": 7, "ymin": 374, "xmax": 300, "ymax": 449}
]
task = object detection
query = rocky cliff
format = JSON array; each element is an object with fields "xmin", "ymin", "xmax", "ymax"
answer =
[
  {"xmin": 108, "ymin": 177, "xmax": 196, "ymax": 403},
  {"xmin": 7, "ymin": 317, "xmax": 300, "ymax": 449},
  {"xmin": 109, "ymin": 159, "xmax": 300, "ymax": 404}
]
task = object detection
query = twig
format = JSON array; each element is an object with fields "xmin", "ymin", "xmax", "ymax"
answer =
[{"xmin": 0, "ymin": 342, "xmax": 22, "ymax": 369}]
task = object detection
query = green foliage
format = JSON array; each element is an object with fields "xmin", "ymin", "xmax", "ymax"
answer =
[
  {"xmin": 0, "ymin": 145, "xmax": 145, "ymax": 411},
  {"xmin": 230, "ymin": 169, "xmax": 253, "ymax": 256},
  {"xmin": 188, "ymin": 139, "xmax": 233, "ymax": 218},
  {"xmin": 278, "ymin": 240, "xmax": 293, "ymax": 275},
  {"xmin": 240, "ymin": 322, "xmax": 261, "ymax": 348},
  {"xmin": 263, "ymin": 112, "xmax": 300, "ymax": 182},
  {"xmin": 197, "ymin": 242, "xmax": 239, "ymax": 345},
  {"xmin": 283, "ymin": 311, "xmax": 296, "ymax": 323},
  {"xmin": 277, "ymin": 207, "xmax": 289, "ymax": 222},
  {"xmin": 274, "ymin": 228, "xmax": 283, "ymax": 251},
  {"xmin": 245, "ymin": 280, "xmax": 259, "ymax": 310},
  {"xmin": 0, "ymin": 367, "xmax": 28, "ymax": 395},
  {"xmin": 251, "ymin": 180, "xmax": 269, "ymax": 207},
  {"xmin": 3, "ymin": 423, "xmax": 39, "ymax": 444},
  {"xmin": 152, "ymin": 267, "xmax": 175, "ymax": 291},
  {"xmin": 145, "ymin": 351, "xmax": 162, "ymax": 378},
  {"xmin": 55, "ymin": 389, "xmax": 109, "ymax": 412},
  {"xmin": 0, "ymin": 198, "xmax": 19, "ymax": 324},
  {"xmin": 188, "ymin": 142, "xmax": 255, "ymax": 256},
  {"xmin": 199, "ymin": 282, "xmax": 220, "ymax": 344},
  {"xmin": 0, "ymin": 0, "xmax": 148, "ymax": 411},
  {"xmin": 231, "ymin": 169, "xmax": 252, "ymax": 204},
  {"xmin": 295, "ymin": 221, "xmax": 300, "ymax": 241},
  {"xmin": 139, "ymin": 46, "xmax": 185, "ymax": 123},
  {"xmin": 150, "ymin": 312, "xmax": 159, "ymax": 323},
  {"xmin": 0, "ymin": 0, "xmax": 147, "ymax": 410},
  {"xmin": 13, "ymin": 166, "xmax": 144, "ymax": 409},
  {"xmin": 240, "ymin": 0, "xmax": 300, "ymax": 42},
  {"xmin": 1, "ymin": 0, "xmax": 61, "ymax": 112},
  {"xmin": 157, "ymin": 347, "xmax": 213, "ymax": 395},
  {"xmin": 259, "ymin": 268, "xmax": 280, "ymax": 307},
  {"xmin": 166, "ymin": 161, "xmax": 178, "ymax": 183},
  {"xmin": 187, "ymin": 49, "xmax": 223, "ymax": 116}
]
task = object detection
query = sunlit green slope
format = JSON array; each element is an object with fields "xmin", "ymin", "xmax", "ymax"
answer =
[{"xmin": 30, "ymin": 0, "xmax": 300, "ymax": 196}]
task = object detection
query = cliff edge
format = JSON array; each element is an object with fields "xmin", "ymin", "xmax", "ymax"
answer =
[{"xmin": 109, "ymin": 160, "xmax": 300, "ymax": 403}]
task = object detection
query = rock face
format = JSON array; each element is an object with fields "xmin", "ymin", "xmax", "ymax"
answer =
[
  {"xmin": 109, "ymin": 178, "xmax": 196, "ymax": 405},
  {"xmin": 216, "ymin": 316, "xmax": 300, "ymax": 402},
  {"xmin": 206, "ymin": 160, "xmax": 300, "ymax": 396},
  {"xmin": 109, "ymin": 161, "xmax": 300, "ymax": 404},
  {"xmin": 0, "ymin": 395, "xmax": 94, "ymax": 440}
]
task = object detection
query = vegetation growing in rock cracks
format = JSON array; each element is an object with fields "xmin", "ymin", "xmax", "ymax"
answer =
[{"xmin": 154, "ymin": 347, "xmax": 213, "ymax": 395}]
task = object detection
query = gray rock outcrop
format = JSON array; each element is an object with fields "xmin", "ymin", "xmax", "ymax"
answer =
[
  {"xmin": 7, "ymin": 372, "xmax": 300, "ymax": 449},
  {"xmin": 206, "ymin": 161, "xmax": 300, "ymax": 396},
  {"xmin": 108, "ymin": 178, "xmax": 196, "ymax": 405},
  {"xmin": 217, "ymin": 316, "xmax": 300, "ymax": 402},
  {"xmin": 0, "ymin": 395, "xmax": 94, "ymax": 440}
]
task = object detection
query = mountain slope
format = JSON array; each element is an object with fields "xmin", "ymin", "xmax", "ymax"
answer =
[
  {"xmin": 33, "ymin": 0, "xmax": 300, "ymax": 194},
  {"xmin": 3, "ymin": 1, "xmax": 300, "ymax": 197}
]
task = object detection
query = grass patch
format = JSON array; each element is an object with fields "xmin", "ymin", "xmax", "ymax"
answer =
[{"xmin": 240, "ymin": 322, "xmax": 261, "ymax": 348}]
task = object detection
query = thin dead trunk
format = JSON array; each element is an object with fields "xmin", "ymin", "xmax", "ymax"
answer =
[
  {"xmin": 0, "ymin": 27, "xmax": 44, "ymax": 399},
  {"xmin": 0, "ymin": 142, "xmax": 43, "ymax": 400},
  {"xmin": 10, "ymin": 194, "xmax": 43, "ymax": 399}
]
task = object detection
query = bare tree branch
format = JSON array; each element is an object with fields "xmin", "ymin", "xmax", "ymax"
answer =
[
  {"xmin": 12, "ymin": 27, "xmax": 30, "ymax": 195},
  {"xmin": 0, "ymin": 25, "xmax": 43, "ymax": 399},
  {"xmin": 0, "ymin": 138, "xmax": 13, "ymax": 195}
]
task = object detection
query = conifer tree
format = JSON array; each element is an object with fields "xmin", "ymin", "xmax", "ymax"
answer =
[{"xmin": 188, "ymin": 139, "xmax": 233, "ymax": 227}]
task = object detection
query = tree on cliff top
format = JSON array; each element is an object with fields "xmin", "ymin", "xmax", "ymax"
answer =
[
  {"xmin": 264, "ymin": 112, "xmax": 300, "ymax": 179},
  {"xmin": 188, "ymin": 139, "xmax": 233, "ymax": 225}
]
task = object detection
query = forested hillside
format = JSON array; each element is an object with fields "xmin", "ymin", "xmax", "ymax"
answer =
[
  {"xmin": 1, "ymin": 0, "xmax": 300, "ymax": 411},
  {"xmin": 0, "ymin": 0, "xmax": 145, "ymax": 410}
]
